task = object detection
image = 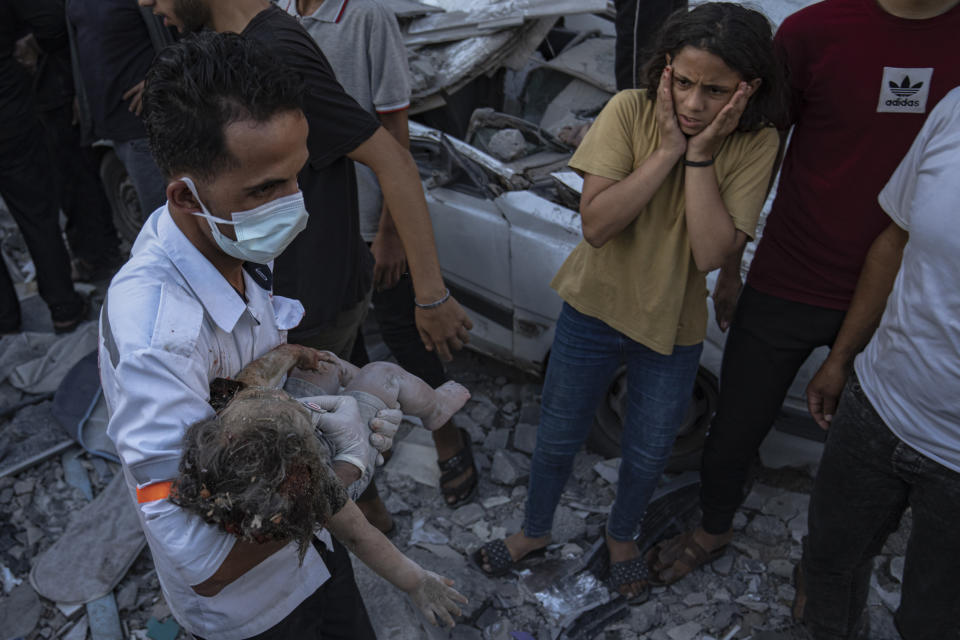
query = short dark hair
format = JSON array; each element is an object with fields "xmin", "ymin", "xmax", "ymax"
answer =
[
  {"xmin": 142, "ymin": 31, "xmax": 304, "ymax": 181},
  {"xmin": 641, "ymin": 3, "xmax": 789, "ymax": 131}
]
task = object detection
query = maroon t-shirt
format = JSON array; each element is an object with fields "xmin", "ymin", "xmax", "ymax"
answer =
[{"xmin": 747, "ymin": 0, "xmax": 960, "ymax": 309}]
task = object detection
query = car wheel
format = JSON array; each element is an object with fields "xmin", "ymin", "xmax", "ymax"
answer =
[
  {"xmin": 586, "ymin": 366, "xmax": 719, "ymax": 472},
  {"xmin": 100, "ymin": 149, "xmax": 144, "ymax": 244}
]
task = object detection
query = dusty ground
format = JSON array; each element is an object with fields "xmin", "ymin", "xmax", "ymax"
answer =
[{"xmin": 0, "ymin": 340, "xmax": 909, "ymax": 640}]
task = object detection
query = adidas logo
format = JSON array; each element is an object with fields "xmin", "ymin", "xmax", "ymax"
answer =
[{"xmin": 889, "ymin": 76, "xmax": 924, "ymax": 97}]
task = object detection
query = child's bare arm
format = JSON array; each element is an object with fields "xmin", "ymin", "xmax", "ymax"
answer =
[
  {"xmin": 327, "ymin": 500, "xmax": 467, "ymax": 627},
  {"xmin": 235, "ymin": 344, "xmax": 322, "ymax": 388}
]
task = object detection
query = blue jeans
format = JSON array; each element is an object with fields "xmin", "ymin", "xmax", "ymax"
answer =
[
  {"xmin": 802, "ymin": 375, "xmax": 960, "ymax": 640},
  {"xmin": 524, "ymin": 303, "xmax": 702, "ymax": 541}
]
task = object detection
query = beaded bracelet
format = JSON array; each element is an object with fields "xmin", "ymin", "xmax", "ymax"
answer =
[{"xmin": 414, "ymin": 287, "xmax": 451, "ymax": 310}]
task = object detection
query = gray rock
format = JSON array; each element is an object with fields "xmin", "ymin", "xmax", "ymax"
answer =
[
  {"xmin": 631, "ymin": 600, "xmax": 663, "ymax": 634},
  {"xmin": 469, "ymin": 398, "xmax": 498, "ymax": 427},
  {"xmin": 746, "ymin": 515, "xmax": 788, "ymax": 546},
  {"xmin": 737, "ymin": 556, "xmax": 767, "ymax": 574},
  {"xmin": 496, "ymin": 383, "xmax": 523, "ymax": 404},
  {"xmin": 453, "ymin": 413, "xmax": 485, "ymax": 443},
  {"xmin": 735, "ymin": 594, "xmax": 769, "ymax": 612},
  {"xmin": 13, "ymin": 478, "xmax": 35, "ymax": 495},
  {"xmin": 449, "ymin": 531, "xmax": 481, "ymax": 555},
  {"xmin": 452, "ymin": 503, "xmax": 485, "ymax": 527},
  {"xmin": 683, "ymin": 592, "xmax": 708, "ymax": 607},
  {"xmin": 0, "ymin": 583, "xmax": 41, "ymax": 638},
  {"xmin": 592, "ymin": 458, "xmax": 620, "ymax": 484},
  {"xmin": 384, "ymin": 493, "xmax": 413, "ymax": 515},
  {"xmin": 551, "ymin": 505, "xmax": 587, "ymax": 544},
  {"xmin": 484, "ymin": 429, "xmax": 510, "ymax": 452},
  {"xmin": 0, "ymin": 488, "xmax": 12, "ymax": 504},
  {"xmin": 667, "ymin": 621, "xmax": 702, "ymax": 640},
  {"xmin": 732, "ymin": 512, "xmax": 749, "ymax": 530},
  {"xmin": 416, "ymin": 542, "xmax": 464, "ymax": 561},
  {"xmin": 768, "ymin": 558, "xmax": 795, "ymax": 579},
  {"xmin": 490, "ymin": 450, "xmax": 530, "ymax": 486},
  {"xmin": 487, "ymin": 129, "xmax": 527, "ymax": 162},
  {"xmin": 762, "ymin": 491, "xmax": 810, "ymax": 522},
  {"xmin": 481, "ymin": 496, "xmax": 511, "ymax": 509},
  {"xmin": 712, "ymin": 554, "xmax": 734, "ymax": 576},
  {"xmin": 512, "ymin": 423, "xmax": 538, "ymax": 455}
]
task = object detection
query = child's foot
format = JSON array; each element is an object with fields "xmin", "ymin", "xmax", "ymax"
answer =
[
  {"xmin": 423, "ymin": 381, "xmax": 471, "ymax": 431},
  {"xmin": 474, "ymin": 531, "xmax": 550, "ymax": 576}
]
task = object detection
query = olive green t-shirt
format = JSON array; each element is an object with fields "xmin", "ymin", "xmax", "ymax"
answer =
[{"xmin": 555, "ymin": 89, "xmax": 779, "ymax": 355}]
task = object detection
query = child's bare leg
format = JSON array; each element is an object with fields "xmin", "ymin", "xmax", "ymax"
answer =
[
  {"xmin": 287, "ymin": 350, "xmax": 361, "ymax": 396},
  {"xmin": 344, "ymin": 362, "xmax": 470, "ymax": 431},
  {"xmin": 235, "ymin": 344, "xmax": 318, "ymax": 388}
]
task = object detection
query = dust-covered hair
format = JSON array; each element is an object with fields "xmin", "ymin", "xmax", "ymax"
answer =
[
  {"xmin": 171, "ymin": 389, "xmax": 345, "ymax": 563},
  {"xmin": 640, "ymin": 3, "xmax": 789, "ymax": 131},
  {"xmin": 142, "ymin": 31, "xmax": 304, "ymax": 181}
]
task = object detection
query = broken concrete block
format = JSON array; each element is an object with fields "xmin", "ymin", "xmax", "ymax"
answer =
[
  {"xmin": 62, "ymin": 616, "xmax": 89, "ymax": 640},
  {"xmin": 711, "ymin": 554, "xmax": 733, "ymax": 576},
  {"xmin": 484, "ymin": 428, "xmax": 510, "ymax": 452},
  {"xmin": 746, "ymin": 515, "xmax": 787, "ymax": 546},
  {"xmin": 452, "ymin": 503, "xmax": 484, "ymax": 527},
  {"xmin": 666, "ymin": 621, "xmax": 702, "ymax": 640},
  {"xmin": 889, "ymin": 556, "xmax": 904, "ymax": 583},
  {"xmin": 762, "ymin": 491, "xmax": 809, "ymax": 522},
  {"xmin": 487, "ymin": 128, "xmax": 527, "ymax": 162},
  {"xmin": 592, "ymin": 458, "xmax": 620, "ymax": 484},
  {"xmin": 512, "ymin": 423, "xmax": 538, "ymax": 454},
  {"xmin": 490, "ymin": 450, "xmax": 530, "ymax": 486},
  {"xmin": 0, "ymin": 583, "xmax": 41, "ymax": 639}
]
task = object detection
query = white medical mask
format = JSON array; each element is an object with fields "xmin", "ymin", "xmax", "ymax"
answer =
[{"xmin": 180, "ymin": 176, "xmax": 308, "ymax": 264}]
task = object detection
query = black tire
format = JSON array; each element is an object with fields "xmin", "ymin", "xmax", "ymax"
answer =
[
  {"xmin": 99, "ymin": 149, "xmax": 143, "ymax": 244},
  {"xmin": 586, "ymin": 366, "xmax": 719, "ymax": 472}
]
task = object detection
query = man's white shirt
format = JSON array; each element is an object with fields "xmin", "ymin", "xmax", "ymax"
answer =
[{"xmin": 99, "ymin": 206, "xmax": 332, "ymax": 640}]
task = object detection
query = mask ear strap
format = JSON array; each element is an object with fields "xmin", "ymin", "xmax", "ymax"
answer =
[{"xmin": 179, "ymin": 176, "xmax": 238, "ymax": 225}]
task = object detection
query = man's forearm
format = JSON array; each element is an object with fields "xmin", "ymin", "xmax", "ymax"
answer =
[
  {"xmin": 826, "ymin": 223, "xmax": 908, "ymax": 366},
  {"xmin": 348, "ymin": 128, "xmax": 446, "ymax": 300}
]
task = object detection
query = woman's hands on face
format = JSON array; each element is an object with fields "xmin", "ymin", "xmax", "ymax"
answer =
[
  {"xmin": 656, "ymin": 66, "xmax": 688, "ymax": 158},
  {"xmin": 686, "ymin": 82, "xmax": 753, "ymax": 161}
]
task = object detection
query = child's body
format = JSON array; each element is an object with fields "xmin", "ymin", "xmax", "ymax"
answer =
[{"xmin": 172, "ymin": 345, "xmax": 470, "ymax": 627}]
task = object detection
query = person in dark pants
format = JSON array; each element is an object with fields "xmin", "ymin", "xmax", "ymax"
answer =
[
  {"xmin": 647, "ymin": 0, "xmax": 960, "ymax": 586},
  {"xmin": 613, "ymin": 0, "xmax": 687, "ymax": 90},
  {"xmin": 66, "ymin": 0, "xmax": 170, "ymax": 221},
  {"xmin": 0, "ymin": 0, "xmax": 86, "ymax": 334},
  {"xmin": 791, "ymin": 86, "xmax": 960, "ymax": 640}
]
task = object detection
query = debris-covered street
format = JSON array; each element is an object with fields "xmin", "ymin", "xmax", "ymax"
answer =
[
  {"xmin": 0, "ymin": 318, "xmax": 910, "ymax": 638},
  {"xmin": 0, "ymin": 0, "xmax": 944, "ymax": 638}
]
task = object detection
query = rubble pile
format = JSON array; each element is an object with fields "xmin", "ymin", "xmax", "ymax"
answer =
[{"xmin": 0, "ymin": 348, "xmax": 911, "ymax": 639}]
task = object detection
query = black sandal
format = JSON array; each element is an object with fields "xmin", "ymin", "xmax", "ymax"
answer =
[
  {"xmin": 472, "ymin": 538, "xmax": 547, "ymax": 577},
  {"xmin": 607, "ymin": 554, "xmax": 651, "ymax": 604},
  {"xmin": 437, "ymin": 427, "xmax": 478, "ymax": 508}
]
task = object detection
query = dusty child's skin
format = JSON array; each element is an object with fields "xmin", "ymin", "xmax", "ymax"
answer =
[
  {"xmin": 236, "ymin": 343, "xmax": 471, "ymax": 431},
  {"xmin": 172, "ymin": 345, "xmax": 469, "ymax": 626}
]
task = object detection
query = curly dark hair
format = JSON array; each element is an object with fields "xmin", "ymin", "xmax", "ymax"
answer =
[
  {"xmin": 141, "ymin": 31, "xmax": 305, "ymax": 181},
  {"xmin": 171, "ymin": 389, "xmax": 345, "ymax": 563},
  {"xmin": 640, "ymin": 3, "xmax": 789, "ymax": 131}
]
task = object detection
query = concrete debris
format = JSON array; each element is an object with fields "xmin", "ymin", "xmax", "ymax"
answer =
[
  {"xmin": 592, "ymin": 458, "xmax": 620, "ymax": 484},
  {"xmin": 490, "ymin": 449, "xmax": 531, "ymax": 485},
  {"xmin": 487, "ymin": 128, "xmax": 528, "ymax": 161},
  {"xmin": 0, "ymin": 583, "xmax": 42, "ymax": 639},
  {"xmin": 452, "ymin": 502, "xmax": 485, "ymax": 527}
]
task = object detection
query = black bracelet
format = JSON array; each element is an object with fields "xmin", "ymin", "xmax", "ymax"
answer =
[
  {"xmin": 683, "ymin": 156, "xmax": 715, "ymax": 167},
  {"xmin": 414, "ymin": 287, "xmax": 451, "ymax": 310}
]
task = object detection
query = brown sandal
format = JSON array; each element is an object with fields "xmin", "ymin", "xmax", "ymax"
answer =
[{"xmin": 645, "ymin": 530, "xmax": 728, "ymax": 585}]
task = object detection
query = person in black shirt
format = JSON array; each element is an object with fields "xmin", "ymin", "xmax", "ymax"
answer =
[
  {"xmin": 67, "ymin": 0, "xmax": 169, "ymax": 218},
  {"xmin": 0, "ymin": 0, "xmax": 86, "ymax": 333},
  {"xmin": 139, "ymin": 0, "xmax": 473, "ymax": 366}
]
